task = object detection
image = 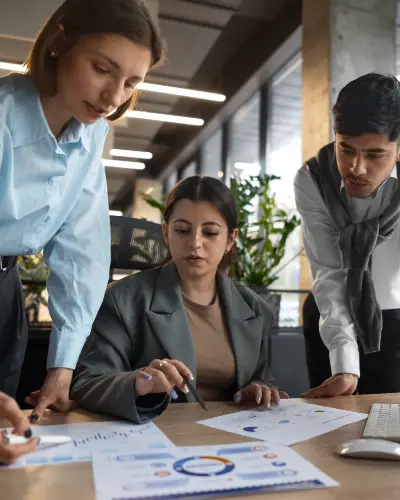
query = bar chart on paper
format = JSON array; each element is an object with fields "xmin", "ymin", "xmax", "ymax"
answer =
[
  {"xmin": 1, "ymin": 421, "xmax": 175, "ymax": 469},
  {"xmin": 197, "ymin": 400, "xmax": 367, "ymax": 445}
]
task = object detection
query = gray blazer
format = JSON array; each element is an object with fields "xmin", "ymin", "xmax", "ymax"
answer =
[{"xmin": 71, "ymin": 262, "xmax": 275, "ymax": 424}]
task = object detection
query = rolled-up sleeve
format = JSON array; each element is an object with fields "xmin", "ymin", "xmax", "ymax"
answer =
[
  {"xmin": 44, "ymin": 161, "xmax": 110, "ymax": 369},
  {"xmin": 294, "ymin": 167, "xmax": 360, "ymax": 377}
]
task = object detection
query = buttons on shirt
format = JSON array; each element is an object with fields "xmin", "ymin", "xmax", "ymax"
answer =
[
  {"xmin": 44, "ymin": 216, "xmax": 51, "ymax": 223},
  {"xmin": 26, "ymin": 249, "xmax": 33, "ymax": 255},
  {"xmin": 48, "ymin": 177, "xmax": 55, "ymax": 185}
]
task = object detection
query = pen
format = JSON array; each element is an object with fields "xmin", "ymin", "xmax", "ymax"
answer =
[
  {"xmin": 3, "ymin": 434, "xmax": 72, "ymax": 446},
  {"xmin": 185, "ymin": 378, "xmax": 208, "ymax": 411}
]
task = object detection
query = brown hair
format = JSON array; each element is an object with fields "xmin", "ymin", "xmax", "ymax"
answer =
[{"xmin": 25, "ymin": 0, "xmax": 164, "ymax": 121}]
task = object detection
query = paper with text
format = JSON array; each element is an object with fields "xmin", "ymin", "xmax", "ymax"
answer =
[
  {"xmin": 197, "ymin": 400, "xmax": 367, "ymax": 446},
  {"xmin": 93, "ymin": 441, "xmax": 338, "ymax": 500},
  {"xmin": 2, "ymin": 421, "xmax": 175, "ymax": 468}
]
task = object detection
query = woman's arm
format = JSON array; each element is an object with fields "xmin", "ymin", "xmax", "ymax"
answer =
[{"xmin": 71, "ymin": 287, "xmax": 169, "ymax": 423}]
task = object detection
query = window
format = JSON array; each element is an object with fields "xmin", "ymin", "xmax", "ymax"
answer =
[
  {"xmin": 180, "ymin": 161, "xmax": 197, "ymax": 180},
  {"xmin": 163, "ymin": 170, "xmax": 178, "ymax": 196},
  {"xmin": 229, "ymin": 92, "xmax": 261, "ymax": 181},
  {"xmin": 202, "ymin": 128, "xmax": 223, "ymax": 179},
  {"xmin": 266, "ymin": 54, "xmax": 302, "ymax": 326}
]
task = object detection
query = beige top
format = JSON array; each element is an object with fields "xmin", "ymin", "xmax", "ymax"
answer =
[{"xmin": 183, "ymin": 292, "xmax": 236, "ymax": 401}]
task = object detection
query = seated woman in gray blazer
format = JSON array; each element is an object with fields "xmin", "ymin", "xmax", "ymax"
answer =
[{"xmin": 71, "ymin": 176, "xmax": 287, "ymax": 423}]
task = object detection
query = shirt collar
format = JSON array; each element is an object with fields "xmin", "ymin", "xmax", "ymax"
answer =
[
  {"xmin": 11, "ymin": 74, "xmax": 91, "ymax": 153},
  {"xmin": 340, "ymin": 164, "xmax": 398, "ymax": 195}
]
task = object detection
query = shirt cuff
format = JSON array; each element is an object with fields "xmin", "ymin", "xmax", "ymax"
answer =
[
  {"xmin": 47, "ymin": 329, "xmax": 90, "ymax": 369},
  {"xmin": 329, "ymin": 343, "xmax": 360, "ymax": 377}
]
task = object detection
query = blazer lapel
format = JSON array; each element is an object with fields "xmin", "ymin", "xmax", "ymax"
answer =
[
  {"xmin": 145, "ymin": 262, "xmax": 197, "ymax": 385},
  {"xmin": 218, "ymin": 273, "xmax": 263, "ymax": 390}
]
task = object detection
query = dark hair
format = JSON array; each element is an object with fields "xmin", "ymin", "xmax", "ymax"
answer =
[
  {"xmin": 26, "ymin": 0, "xmax": 164, "ymax": 121},
  {"xmin": 164, "ymin": 176, "xmax": 238, "ymax": 272},
  {"xmin": 333, "ymin": 73, "xmax": 400, "ymax": 141}
]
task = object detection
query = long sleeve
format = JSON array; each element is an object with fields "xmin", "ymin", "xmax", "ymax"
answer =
[
  {"xmin": 71, "ymin": 287, "xmax": 169, "ymax": 423},
  {"xmin": 249, "ymin": 296, "xmax": 276, "ymax": 387},
  {"xmin": 294, "ymin": 167, "xmax": 360, "ymax": 377},
  {"xmin": 44, "ymin": 162, "xmax": 110, "ymax": 369}
]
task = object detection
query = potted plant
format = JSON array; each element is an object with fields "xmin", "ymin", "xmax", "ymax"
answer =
[
  {"xmin": 230, "ymin": 174, "xmax": 300, "ymax": 326},
  {"xmin": 18, "ymin": 252, "xmax": 50, "ymax": 323}
]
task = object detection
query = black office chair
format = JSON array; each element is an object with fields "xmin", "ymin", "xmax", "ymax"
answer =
[
  {"xmin": 302, "ymin": 292, "xmax": 331, "ymax": 388},
  {"xmin": 110, "ymin": 216, "xmax": 170, "ymax": 277}
]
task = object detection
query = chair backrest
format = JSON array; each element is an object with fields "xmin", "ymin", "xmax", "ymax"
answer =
[{"xmin": 110, "ymin": 216, "xmax": 169, "ymax": 271}]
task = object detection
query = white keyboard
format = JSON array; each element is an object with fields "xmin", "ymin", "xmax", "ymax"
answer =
[{"xmin": 363, "ymin": 404, "xmax": 400, "ymax": 441}]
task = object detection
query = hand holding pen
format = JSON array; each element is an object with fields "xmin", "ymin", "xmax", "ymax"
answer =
[
  {"xmin": 0, "ymin": 392, "xmax": 40, "ymax": 465},
  {"xmin": 135, "ymin": 358, "xmax": 207, "ymax": 410}
]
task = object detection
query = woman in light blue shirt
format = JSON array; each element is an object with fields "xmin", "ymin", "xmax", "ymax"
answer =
[{"xmin": 0, "ymin": 0, "xmax": 163, "ymax": 422}]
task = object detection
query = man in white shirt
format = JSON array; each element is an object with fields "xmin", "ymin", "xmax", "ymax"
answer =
[{"xmin": 295, "ymin": 73, "xmax": 400, "ymax": 397}]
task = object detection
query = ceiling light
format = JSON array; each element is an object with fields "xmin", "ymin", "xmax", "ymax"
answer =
[
  {"xmin": 0, "ymin": 61, "xmax": 24, "ymax": 72},
  {"xmin": 0, "ymin": 61, "xmax": 225, "ymax": 102},
  {"xmin": 126, "ymin": 110, "xmax": 204, "ymax": 126},
  {"xmin": 109, "ymin": 210, "xmax": 123, "ymax": 216},
  {"xmin": 137, "ymin": 82, "xmax": 226, "ymax": 102},
  {"xmin": 103, "ymin": 159, "xmax": 145, "ymax": 169},
  {"xmin": 110, "ymin": 149, "xmax": 153, "ymax": 159}
]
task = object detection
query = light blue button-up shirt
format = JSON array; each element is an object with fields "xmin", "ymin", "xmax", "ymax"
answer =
[{"xmin": 0, "ymin": 73, "xmax": 111, "ymax": 369}]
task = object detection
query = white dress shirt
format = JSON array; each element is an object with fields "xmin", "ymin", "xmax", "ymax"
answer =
[{"xmin": 294, "ymin": 164, "xmax": 399, "ymax": 377}]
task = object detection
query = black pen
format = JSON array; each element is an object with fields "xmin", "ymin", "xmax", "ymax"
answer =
[{"xmin": 185, "ymin": 378, "xmax": 208, "ymax": 411}]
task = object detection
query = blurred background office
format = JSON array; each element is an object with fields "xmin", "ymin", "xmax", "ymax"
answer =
[{"xmin": 1, "ymin": 0, "xmax": 398, "ymax": 402}]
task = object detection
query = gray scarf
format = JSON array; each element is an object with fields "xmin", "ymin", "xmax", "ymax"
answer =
[{"xmin": 306, "ymin": 142, "xmax": 400, "ymax": 354}]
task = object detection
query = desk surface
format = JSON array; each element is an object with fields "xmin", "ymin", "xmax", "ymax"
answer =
[{"xmin": 1, "ymin": 394, "xmax": 399, "ymax": 500}]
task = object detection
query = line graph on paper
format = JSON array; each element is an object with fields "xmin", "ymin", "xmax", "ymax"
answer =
[
  {"xmin": 3, "ymin": 421, "xmax": 175, "ymax": 469},
  {"xmin": 197, "ymin": 400, "xmax": 367, "ymax": 446}
]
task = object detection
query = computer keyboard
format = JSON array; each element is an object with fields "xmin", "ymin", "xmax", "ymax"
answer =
[{"xmin": 363, "ymin": 404, "xmax": 400, "ymax": 441}]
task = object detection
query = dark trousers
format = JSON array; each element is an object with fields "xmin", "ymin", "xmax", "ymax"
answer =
[
  {"xmin": 0, "ymin": 260, "xmax": 28, "ymax": 397},
  {"xmin": 302, "ymin": 293, "xmax": 400, "ymax": 394}
]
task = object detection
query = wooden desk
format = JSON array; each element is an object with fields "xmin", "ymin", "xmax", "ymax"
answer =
[{"xmin": 1, "ymin": 394, "xmax": 400, "ymax": 500}]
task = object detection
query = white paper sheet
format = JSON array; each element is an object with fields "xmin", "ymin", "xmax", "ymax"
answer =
[
  {"xmin": 197, "ymin": 400, "xmax": 367, "ymax": 446},
  {"xmin": 92, "ymin": 441, "xmax": 338, "ymax": 500},
  {"xmin": 1, "ymin": 421, "xmax": 175, "ymax": 468}
]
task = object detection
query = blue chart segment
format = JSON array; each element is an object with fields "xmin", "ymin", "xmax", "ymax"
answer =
[{"xmin": 174, "ymin": 456, "xmax": 235, "ymax": 477}]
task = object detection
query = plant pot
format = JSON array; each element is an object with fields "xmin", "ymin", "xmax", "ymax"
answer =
[{"xmin": 252, "ymin": 288, "xmax": 281, "ymax": 329}]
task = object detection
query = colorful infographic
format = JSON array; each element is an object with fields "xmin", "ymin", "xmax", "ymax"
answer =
[
  {"xmin": 197, "ymin": 400, "xmax": 367, "ymax": 446},
  {"xmin": 92, "ymin": 442, "xmax": 338, "ymax": 500}
]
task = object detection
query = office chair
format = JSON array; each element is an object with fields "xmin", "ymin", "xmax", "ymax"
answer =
[
  {"xmin": 110, "ymin": 216, "xmax": 170, "ymax": 278},
  {"xmin": 302, "ymin": 292, "xmax": 331, "ymax": 388}
]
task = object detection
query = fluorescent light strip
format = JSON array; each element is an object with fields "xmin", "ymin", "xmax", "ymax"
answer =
[
  {"xmin": 110, "ymin": 148, "xmax": 153, "ymax": 159},
  {"xmin": 137, "ymin": 82, "xmax": 226, "ymax": 102},
  {"xmin": 0, "ymin": 61, "xmax": 24, "ymax": 72},
  {"xmin": 0, "ymin": 61, "xmax": 224, "ymax": 102},
  {"xmin": 126, "ymin": 110, "xmax": 204, "ymax": 126},
  {"xmin": 103, "ymin": 159, "xmax": 145, "ymax": 170}
]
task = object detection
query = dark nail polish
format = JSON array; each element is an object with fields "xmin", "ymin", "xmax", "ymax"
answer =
[
  {"xmin": 30, "ymin": 414, "xmax": 38, "ymax": 423},
  {"xmin": 24, "ymin": 428, "xmax": 32, "ymax": 439}
]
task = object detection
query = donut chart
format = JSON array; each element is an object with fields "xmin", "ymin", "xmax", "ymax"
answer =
[{"xmin": 173, "ymin": 456, "xmax": 235, "ymax": 477}]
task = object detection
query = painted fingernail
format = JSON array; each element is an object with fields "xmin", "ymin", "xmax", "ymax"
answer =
[
  {"xmin": 170, "ymin": 390, "xmax": 178, "ymax": 400},
  {"xmin": 143, "ymin": 373, "xmax": 152, "ymax": 380},
  {"xmin": 256, "ymin": 397, "xmax": 261, "ymax": 404},
  {"xmin": 29, "ymin": 414, "xmax": 38, "ymax": 423},
  {"xmin": 234, "ymin": 395, "xmax": 241, "ymax": 403},
  {"xmin": 189, "ymin": 372, "xmax": 194, "ymax": 381},
  {"xmin": 182, "ymin": 385, "xmax": 190, "ymax": 394},
  {"xmin": 275, "ymin": 399, "xmax": 280, "ymax": 406},
  {"xmin": 24, "ymin": 428, "xmax": 32, "ymax": 439},
  {"xmin": 266, "ymin": 403, "xmax": 271, "ymax": 408}
]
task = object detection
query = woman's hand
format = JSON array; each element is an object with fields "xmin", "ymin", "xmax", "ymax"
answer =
[
  {"xmin": 0, "ymin": 392, "xmax": 40, "ymax": 465},
  {"xmin": 233, "ymin": 383, "xmax": 289, "ymax": 407},
  {"xmin": 135, "ymin": 359, "xmax": 193, "ymax": 400}
]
